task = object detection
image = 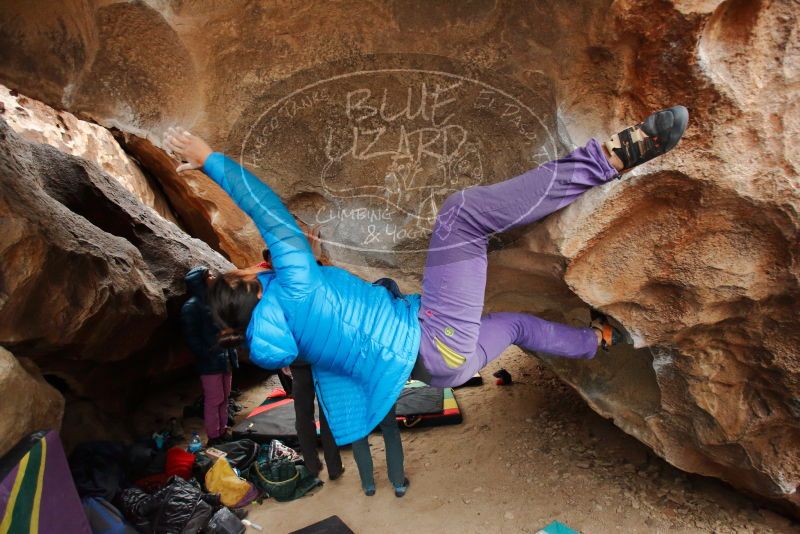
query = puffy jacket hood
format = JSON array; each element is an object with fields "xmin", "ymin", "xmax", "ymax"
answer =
[{"xmin": 185, "ymin": 266, "xmax": 208, "ymax": 299}]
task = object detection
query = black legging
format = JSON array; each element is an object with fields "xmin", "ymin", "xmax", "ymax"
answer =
[{"xmin": 290, "ymin": 364, "xmax": 343, "ymax": 478}]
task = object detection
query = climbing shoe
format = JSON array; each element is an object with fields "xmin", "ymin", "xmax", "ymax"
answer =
[
  {"xmin": 605, "ymin": 105, "xmax": 689, "ymax": 172},
  {"xmin": 394, "ymin": 477, "xmax": 410, "ymax": 498},
  {"xmin": 590, "ymin": 310, "xmax": 623, "ymax": 352}
]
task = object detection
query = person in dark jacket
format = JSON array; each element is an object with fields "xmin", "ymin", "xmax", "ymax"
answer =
[{"xmin": 181, "ymin": 266, "xmax": 239, "ymax": 445}]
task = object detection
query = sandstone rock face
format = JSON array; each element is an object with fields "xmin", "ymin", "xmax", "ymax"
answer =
[
  {"xmin": 0, "ymin": 84, "xmax": 177, "ymax": 223},
  {"xmin": 0, "ymin": 118, "xmax": 232, "ymax": 433},
  {"xmin": 117, "ymin": 133, "xmax": 264, "ymax": 268},
  {"xmin": 0, "ymin": 0, "xmax": 97, "ymax": 108},
  {"xmin": 0, "ymin": 119, "xmax": 166, "ymax": 361},
  {"xmin": 1, "ymin": 0, "xmax": 798, "ymax": 513},
  {"xmin": 1, "ymin": 80, "xmax": 263, "ymax": 268},
  {"xmin": 0, "ymin": 347, "xmax": 64, "ymax": 457},
  {"xmin": 0, "ymin": 0, "xmax": 200, "ymax": 134}
]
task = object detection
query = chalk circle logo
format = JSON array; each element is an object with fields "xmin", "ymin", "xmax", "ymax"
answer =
[
  {"xmin": 444, "ymin": 326, "xmax": 456, "ymax": 337},
  {"xmin": 237, "ymin": 54, "xmax": 563, "ymax": 258}
]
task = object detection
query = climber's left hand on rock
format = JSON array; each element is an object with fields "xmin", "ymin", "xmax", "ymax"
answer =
[{"xmin": 164, "ymin": 127, "xmax": 212, "ymax": 172}]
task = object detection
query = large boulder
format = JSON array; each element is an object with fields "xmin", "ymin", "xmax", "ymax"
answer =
[
  {"xmin": 2, "ymin": 119, "xmax": 231, "ymax": 309},
  {"xmin": 0, "ymin": 0, "xmax": 199, "ymax": 134},
  {"xmin": 0, "ymin": 0, "xmax": 97, "ymax": 107},
  {"xmin": 540, "ymin": 0, "xmax": 799, "ymax": 512},
  {"xmin": 0, "ymin": 119, "xmax": 166, "ymax": 360},
  {"xmin": 0, "ymin": 117, "xmax": 232, "ymax": 438},
  {"xmin": 116, "ymin": 133, "xmax": 264, "ymax": 268},
  {"xmin": 485, "ymin": 166, "xmax": 800, "ymax": 511},
  {"xmin": 0, "ymin": 83, "xmax": 177, "ymax": 223},
  {"xmin": 0, "ymin": 347, "xmax": 64, "ymax": 457},
  {"xmin": 0, "ymin": 0, "xmax": 797, "ymax": 513},
  {"xmin": 1, "ymin": 81, "xmax": 263, "ymax": 268}
]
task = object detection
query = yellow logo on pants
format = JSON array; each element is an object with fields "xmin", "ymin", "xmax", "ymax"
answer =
[{"xmin": 435, "ymin": 337, "xmax": 466, "ymax": 368}]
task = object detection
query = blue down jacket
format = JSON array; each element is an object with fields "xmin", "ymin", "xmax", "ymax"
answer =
[{"xmin": 203, "ymin": 153, "xmax": 421, "ymax": 445}]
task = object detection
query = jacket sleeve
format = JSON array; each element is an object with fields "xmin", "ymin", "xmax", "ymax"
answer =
[
  {"xmin": 202, "ymin": 152, "xmax": 322, "ymax": 298},
  {"xmin": 180, "ymin": 301, "xmax": 210, "ymax": 359}
]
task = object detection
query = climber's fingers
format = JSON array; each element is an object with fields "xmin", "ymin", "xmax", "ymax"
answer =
[
  {"xmin": 163, "ymin": 140, "xmax": 182, "ymax": 156},
  {"xmin": 166, "ymin": 127, "xmax": 191, "ymax": 145},
  {"xmin": 164, "ymin": 127, "xmax": 211, "ymax": 173},
  {"xmin": 178, "ymin": 128, "xmax": 195, "ymax": 141},
  {"xmin": 164, "ymin": 127, "xmax": 198, "ymax": 172},
  {"xmin": 164, "ymin": 128, "xmax": 188, "ymax": 151},
  {"xmin": 163, "ymin": 140, "xmax": 181, "ymax": 156},
  {"xmin": 176, "ymin": 162, "xmax": 200, "ymax": 173},
  {"xmin": 165, "ymin": 126, "xmax": 181, "ymax": 140},
  {"xmin": 172, "ymin": 128, "xmax": 197, "ymax": 148}
]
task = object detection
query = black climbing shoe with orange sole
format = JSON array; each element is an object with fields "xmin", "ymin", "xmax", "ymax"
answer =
[
  {"xmin": 590, "ymin": 309, "xmax": 623, "ymax": 352},
  {"xmin": 605, "ymin": 105, "xmax": 689, "ymax": 172}
]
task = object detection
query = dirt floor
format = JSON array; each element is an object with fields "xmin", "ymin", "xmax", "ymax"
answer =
[{"xmin": 133, "ymin": 348, "xmax": 799, "ymax": 534}]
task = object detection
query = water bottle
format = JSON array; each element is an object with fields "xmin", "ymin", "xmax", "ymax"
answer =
[
  {"xmin": 188, "ymin": 432, "xmax": 203, "ymax": 453},
  {"xmin": 152, "ymin": 432, "xmax": 165, "ymax": 450}
]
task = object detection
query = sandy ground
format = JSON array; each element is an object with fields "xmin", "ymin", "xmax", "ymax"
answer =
[{"xmin": 134, "ymin": 348, "xmax": 799, "ymax": 534}]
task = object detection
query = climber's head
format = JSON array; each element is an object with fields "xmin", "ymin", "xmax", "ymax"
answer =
[
  {"xmin": 184, "ymin": 265, "xmax": 217, "ymax": 298},
  {"xmin": 207, "ymin": 266, "xmax": 265, "ymax": 348}
]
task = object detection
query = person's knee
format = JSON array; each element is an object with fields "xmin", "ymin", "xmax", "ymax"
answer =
[
  {"xmin": 293, "ymin": 392, "xmax": 314, "ymax": 414},
  {"xmin": 205, "ymin": 397, "xmax": 224, "ymax": 410},
  {"xmin": 380, "ymin": 420, "xmax": 401, "ymax": 441},
  {"xmin": 382, "ymin": 426, "xmax": 400, "ymax": 442},
  {"xmin": 203, "ymin": 381, "xmax": 225, "ymax": 405},
  {"xmin": 351, "ymin": 439, "xmax": 370, "ymax": 458},
  {"xmin": 440, "ymin": 189, "xmax": 478, "ymax": 220}
]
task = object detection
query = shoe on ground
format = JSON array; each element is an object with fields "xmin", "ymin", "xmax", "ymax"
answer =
[
  {"xmin": 364, "ymin": 484, "xmax": 376, "ymax": 496},
  {"xmin": 605, "ymin": 105, "xmax": 689, "ymax": 172},
  {"xmin": 329, "ymin": 466, "xmax": 345, "ymax": 481},
  {"xmin": 394, "ymin": 477, "xmax": 410, "ymax": 498}
]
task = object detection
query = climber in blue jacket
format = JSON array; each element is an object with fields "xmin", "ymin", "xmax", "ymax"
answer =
[{"xmin": 164, "ymin": 106, "xmax": 688, "ymax": 447}]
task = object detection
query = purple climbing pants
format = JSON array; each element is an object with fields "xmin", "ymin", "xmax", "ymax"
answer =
[
  {"xmin": 418, "ymin": 139, "xmax": 619, "ymax": 387},
  {"xmin": 201, "ymin": 372, "xmax": 232, "ymax": 439}
]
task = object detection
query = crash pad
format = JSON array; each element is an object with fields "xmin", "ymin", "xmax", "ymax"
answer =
[
  {"xmin": 1, "ymin": 430, "xmax": 91, "ymax": 534},
  {"xmin": 232, "ymin": 389, "xmax": 315, "ymax": 446},
  {"xmin": 395, "ymin": 380, "xmax": 463, "ymax": 428},
  {"xmin": 234, "ymin": 381, "xmax": 463, "ymax": 444}
]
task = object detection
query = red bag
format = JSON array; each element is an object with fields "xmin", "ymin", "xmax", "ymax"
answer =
[{"xmin": 165, "ymin": 446, "xmax": 195, "ymax": 480}]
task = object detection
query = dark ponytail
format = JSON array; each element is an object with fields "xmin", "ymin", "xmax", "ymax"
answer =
[{"xmin": 208, "ymin": 269, "xmax": 262, "ymax": 349}]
